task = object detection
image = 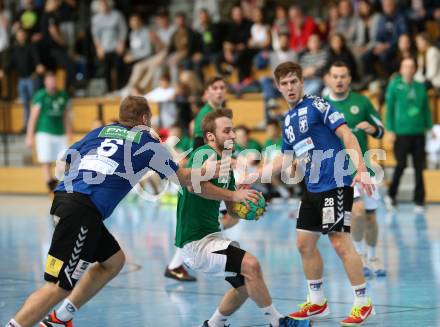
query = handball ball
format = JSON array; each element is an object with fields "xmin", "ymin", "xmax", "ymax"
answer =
[{"xmin": 233, "ymin": 194, "xmax": 266, "ymax": 221}]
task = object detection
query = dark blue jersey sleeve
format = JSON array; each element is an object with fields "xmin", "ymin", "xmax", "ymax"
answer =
[{"xmin": 312, "ymin": 97, "xmax": 346, "ymax": 131}]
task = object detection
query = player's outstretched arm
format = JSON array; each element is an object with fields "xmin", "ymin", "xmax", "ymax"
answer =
[
  {"xmin": 335, "ymin": 124, "xmax": 374, "ymax": 196},
  {"xmin": 253, "ymin": 153, "xmax": 296, "ymax": 182}
]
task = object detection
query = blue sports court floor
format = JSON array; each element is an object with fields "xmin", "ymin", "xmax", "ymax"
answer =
[{"xmin": 1, "ymin": 193, "xmax": 439, "ymax": 326}]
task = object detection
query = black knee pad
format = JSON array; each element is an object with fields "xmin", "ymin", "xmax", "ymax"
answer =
[
  {"xmin": 213, "ymin": 244, "xmax": 247, "ymax": 289},
  {"xmin": 225, "ymin": 274, "xmax": 245, "ymax": 288}
]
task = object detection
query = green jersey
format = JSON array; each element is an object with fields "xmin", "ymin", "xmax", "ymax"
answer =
[
  {"xmin": 234, "ymin": 139, "xmax": 262, "ymax": 154},
  {"xmin": 33, "ymin": 89, "xmax": 69, "ymax": 135},
  {"xmin": 385, "ymin": 75, "xmax": 432, "ymax": 135},
  {"xmin": 176, "ymin": 135, "xmax": 192, "ymax": 153},
  {"xmin": 194, "ymin": 103, "xmax": 214, "ymax": 138},
  {"xmin": 175, "ymin": 144, "xmax": 236, "ymax": 248},
  {"xmin": 263, "ymin": 137, "xmax": 282, "ymax": 161},
  {"xmin": 325, "ymin": 91, "xmax": 383, "ymax": 155},
  {"xmin": 263, "ymin": 137, "xmax": 282, "ymax": 149}
]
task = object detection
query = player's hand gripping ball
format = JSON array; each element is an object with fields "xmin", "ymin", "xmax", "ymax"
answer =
[{"xmin": 233, "ymin": 193, "xmax": 266, "ymax": 220}]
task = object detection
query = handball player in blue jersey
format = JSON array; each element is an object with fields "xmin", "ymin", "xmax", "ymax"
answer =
[
  {"xmin": 4, "ymin": 96, "xmax": 242, "ymax": 327},
  {"xmin": 270, "ymin": 62, "xmax": 375, "ymax": 326}
]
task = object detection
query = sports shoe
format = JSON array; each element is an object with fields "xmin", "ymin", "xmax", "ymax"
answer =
[
  {"xmin": 288, "ymin": 298, "xmax": 329, "ymax": 320},
  {"xmin": 40, "ymin": 311, "xmax": 73, "ymax": 327},
  {"xmin": 164, "ymin": 265, "xmax": 196, "ymax": 282},
  {"xmin": 367, "ymin": 257, "xmax": 387, "ymax": 277},
  {"xmin": 384, "ymin": 196, "xmax": 396, "ymax": 211},
  {"xmin": 360, "ymin": 254, "xmax": 373, "ymax": 278},
  {"xmin": 414, "ymin": 205, "xmax": 425, "ymax": 213},
  {"xmin": 340, "ymin": 299, "xmax": 375, "ymax": 326},
  {"xmin": 199, "ymin": 320, "xmax": 229, "ymax": 327},
  {"xmin": 273, "ymin": 316, "xmax": 312, "ymax": 326}
]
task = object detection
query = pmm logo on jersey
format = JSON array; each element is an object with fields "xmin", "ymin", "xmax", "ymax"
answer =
[{"xmin": 98, "ymin": 126, "xmax": 142, "ymax": 144}]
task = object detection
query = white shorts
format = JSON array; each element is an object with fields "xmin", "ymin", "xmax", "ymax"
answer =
[
  {"xmin": 182, "ymin": 232, "xmax": 240, "ymax": 277},
  {"xmin": 353, "ymin": 184, "xmax": 380, "ymax": 211},
  {"xmin": 35, "ymin": 132, "xmax": 68, "ymax": 164}
]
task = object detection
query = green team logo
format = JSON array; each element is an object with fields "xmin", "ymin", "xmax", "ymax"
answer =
[
  {"xmin": 350, "ymin": 106, "xmax": 359, "ymax": 114},
  {"xmin": 98, "ymin": 126, "xmax": 142, "ymax": 143}
]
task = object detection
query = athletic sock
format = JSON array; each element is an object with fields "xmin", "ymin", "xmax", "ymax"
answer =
[
  {"xmin": 353, "ymin": 240, "xmax": 364, "ymax": 256},
  {"xmin": 307, "ymin": 279, "xmax": 325, "ymax": 304},
  {"xmin": 55, "ymin": 299, "xmax": 77, "ymax": 322},
  {"xmin": 352, "ymin": 283, "xmax": 369, "ymax": 306},
  {"xmin": 260, "ymin": 304, "xmax": 283, "ymax": 327},
  {"xmin": 5, "ymin": 319, "xmax": 22, "ymax": 327},
  {"xmin": 366, "ymin": 245, "xmax": 376, "ymax": 259},
  {"xmin": 168, "ymin": 248, "xmax": 184, "ymax": 270},
  {"xmin": 208, "ymin": 309, "xmax": 229, "ymax": 327}
]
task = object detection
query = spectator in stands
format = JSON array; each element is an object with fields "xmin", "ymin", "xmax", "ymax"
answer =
[
  {"xmin": 385, "ymin": 57, "xmax": 433, "ymax": 211},
  {"xmin": 144, "ymin": 72, "xmax": 177, "ymax": 128},
  {"xmin": 352, "ymin": 0, "xmax": 381, "ymax": 69},
  {"xmin": 222, "ymin": 5, "xmax": 253, "ymax": 83},
  {"xmin": 57, "ymin": 0, "xmax": 77, "ymax": 54},
  {"xmin": 362, "ymin": 0, "xmax": 408, "ymax": 78},
  {"xmin": 241, "ymin": 0, "xmax": 265, "ymax": 20},
  {"xmin": 248, "ymin": 7, "xmax": 271, "ymax": 69},
  {"xmin": 192, "ymin": 8, "xmax": 224, "ymax": 83},
  {"xmin": 192, "ymin": 0, "xmax": 220, "ymax": 31},
  {"xmin": 13, "ymin": 0, "xmax": 42, "ymax": 43},
  {"xmin": 25, "ymin": 71, "xmax": 71, "ymax": 192},
  {"xmin": 1, "ymin": 28, "xmax": 44, "ymax": 130},
  {"xmin": 335, "ymin": 0, "xmax": 360, "ymax": 47},
  {"xmin": 299, "ymin": 34, "xmax": 329, "ymax": 95},
  {"xmin": 259, "ymin": 32, "xmax": 297, "ymax": 120},
  {"xmin": 121, "ymin": 10, "xmax": 174, "ymax": 95},
  {"xmin": 406, "ymin": 0, "xmax": 435, "ymax": 32},
  {"xmin": 122, "ymin": 13, "xmax": 152, "ymax": 85},
  {"xmin": 322, "ymin": 2, "xmax": 339, "ymax": 40},
  {"xmin": 166, "ymin": 12, "xmax": 202, "ymax": 85},
  {"xmin": 176, "ymin": 70, "xmax": 203, "ymax": 131},
  {"xmin": 415, "ymin": 32, "xmax": 440, "ymax": 91},
  {"xmin": 38, "ymin": 0, "xmax": 76, "ymax": 91},
  {"xmin": 393, "ymin": 33, "xmax": 416, "ymax": 71},
  {"xmin": 0, "ymin": 0, "xmax": 9, "ymax": 88},
  {"xmin": 287, "ymin": 5, "xmax": 320, "ymax": 53},
  {"xmin": 271, "ymin": 4, "xmax": 289, "ymax": 51},
  {"xmin": 91, "ymin": 0, "xmax": 127, "ymax": 91},
  {"xmin": 326, "ymin": 33, "xmax": 359, "ymax": 81}
]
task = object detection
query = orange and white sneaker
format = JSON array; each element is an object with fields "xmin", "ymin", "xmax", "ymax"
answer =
[
  {"xmin": 40, "ymin": 311, "xmax": 73, "ymax": 327},
  {"xmin": 288, "ymin": 297, "xmax": 329, "ymax": 320},
  {"xmin": 340, "ymin": 299, "xmax": 375, "ymax": 326}
]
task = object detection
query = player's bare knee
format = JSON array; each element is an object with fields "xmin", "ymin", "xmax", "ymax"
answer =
[
  {"xmin": 365, "ymin": 210, "xmax": 377, "ymax": 223},
  {"xmin": 296, "ymin": 239, "xmax": 315, "ymax": 257},
  {"xmin": 242, "ymin": 254, "xmax": 262, "ymax": 279},
  {"xmin": 329, "ymin": 235, "xmax": 350, "ymax": 258},
  {"xmin": 100, "ymin": 250, "xmax": 125, "ymax": 276}
]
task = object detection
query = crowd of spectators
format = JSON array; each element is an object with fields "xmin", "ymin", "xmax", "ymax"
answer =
[
  {"xmin": 0, "ymin": 0, "xmax": 439, "ymax": 134},
  {"xmin": 0, "ymin": 0, "xmax": 437, "ymax": 201}
]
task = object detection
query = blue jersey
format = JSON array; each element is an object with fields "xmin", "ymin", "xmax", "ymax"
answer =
[
  {"xmin": 55, "ymin": 124, "xmax": 179, "ymax": 219},
  {"xmin": 282, "ymin": 95, "xmax": 352, "ymax": 192}
]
